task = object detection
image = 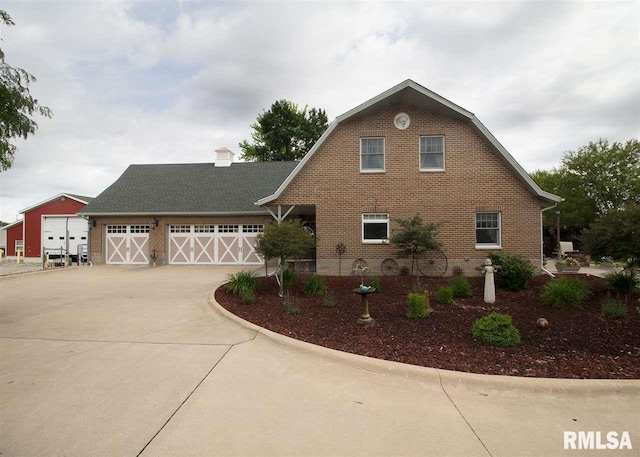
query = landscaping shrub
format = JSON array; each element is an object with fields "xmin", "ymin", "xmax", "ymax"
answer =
[
  {"xmin": 472, "ymin": 313, "xmax": 521, "ymax": 347},
  {"xmin": 435, "ymin": 286, "xmax": 454, "ymax": 305},
  {"xmin": 304, "ymin": 275, "xmax": 327, "ymax": 297},
  {"xmin": 282, "ymin": 268, "xmax": 298, "ymax": 286},
  {"xmin": 450, "ymin": 275, "xmax": 472, "ymax": 298},
  {"xmin": 541, "ymin": 277, "xmax": 590, "ymax": 310},
  {"xmin": 365, "ymin": 276, "xmax": 382, "ymax": 294},
  {"xmin": 489, "ymin": 252, "xmax": 535, "ymax": 291},
  {"xmin": 406, "ymin": 292, "xmax": 431, "ymax": 319},
  {"xmin": 225, "ymin": 270, "xmax": 258, "ymax": 296},
  {"xmin": 604, "ymin": 269, "xmax": 639, "ymax": 301},
  {"xmin": 410, "ymin": 282, "xmax": 425, "ymax": 294},
  {"xmin": 283, "ymin": 294, "xmax": 300, "ymax": 315},
  {"xmin": 323, "ymin": 294, "xmax": 336, "ymax": 309},
  {"xmin": 601, "ymin": 300, "xmax": 627, "ymax": 320},
  {"xmin": 240, "ymin": 289, "xmax": 255, "ymax": 305}
]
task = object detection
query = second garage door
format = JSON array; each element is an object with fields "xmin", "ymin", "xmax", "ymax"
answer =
[{"xmin": 168, "ymin": 224, "xmax": 263, "ymax": 265}]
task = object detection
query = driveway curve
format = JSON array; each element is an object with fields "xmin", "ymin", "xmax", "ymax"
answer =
[{"xmin": 0, "ymin": 266, "xmax": 637, "ymax": 457}]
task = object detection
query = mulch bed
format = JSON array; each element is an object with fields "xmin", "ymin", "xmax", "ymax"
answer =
[{"xmin": 215, "ymin": 274, "xmax": 640, "ymax": 379}]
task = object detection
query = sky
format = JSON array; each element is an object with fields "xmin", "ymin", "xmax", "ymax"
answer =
[{"xmin": 0, "ymin": 0, "xmax": 638, "ymax": 222}]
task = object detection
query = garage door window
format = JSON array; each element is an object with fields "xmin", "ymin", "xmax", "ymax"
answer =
[
  {"xmin": 194, "ymin": 225, "xmax": 215, "ymax": 233},
  {"xmin": 107, "ymin": 225, "xmax": 127, "ymax": 234},
  {"xmin": 219, "ymin": 225, "xmax": 239, "ymax": 233},
  {"xmin": 243, "ymin": 224, "xmax": 264, "ymax": 233}
]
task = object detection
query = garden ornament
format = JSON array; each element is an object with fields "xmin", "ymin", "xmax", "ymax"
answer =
[{"xmin": 482, "ymin": 258, "xmax": 496, "ymax": 303}]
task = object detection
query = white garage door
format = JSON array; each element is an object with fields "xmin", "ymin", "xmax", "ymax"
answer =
[
  {"xmin": 43, "ymin": 216, "xmax": 89, "ymax": 256},
  {"xmin": 168, "ymin": 224, "xmax": 263, "ymax": 265},
  {"xmin": 106, "ymin": 225, "xmax": 150, "ymax": 264}
]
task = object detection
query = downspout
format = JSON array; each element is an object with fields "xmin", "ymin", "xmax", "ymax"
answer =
[{"xmin": 541, "ymin": 201, "xmax": 561, "ymax": 278}]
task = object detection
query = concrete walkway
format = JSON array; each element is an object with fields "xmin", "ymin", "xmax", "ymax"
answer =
[{"xmin": 0, "ymin": 267, "xmax": 637, "ymax": 456}]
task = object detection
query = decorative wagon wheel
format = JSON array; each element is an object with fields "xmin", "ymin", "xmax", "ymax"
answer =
[
  {"xmin": 380, "ymin": 258, "xmax": 398, "ymax": 276},
  {"xmin": 417, "ymin": 249, "xmax": 448, "ymax": 277},
  {"xmin": 351, "ymin": 258, "xmax": 368, "ymax": 271}
]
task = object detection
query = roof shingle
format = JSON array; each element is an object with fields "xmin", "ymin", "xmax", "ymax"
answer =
[{"xmin": 80, "ymin": 162, "xmax": 298, "ymax": 215}]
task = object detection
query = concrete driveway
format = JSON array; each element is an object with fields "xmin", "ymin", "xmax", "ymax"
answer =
[{"xmin": 0, "ymin": 266, "xmax": 638, "ymax": 457}]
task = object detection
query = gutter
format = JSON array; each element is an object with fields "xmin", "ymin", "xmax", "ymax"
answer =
[{"xmin": 540, "ymin": 201, "xmax": 562, "ymax": 278}]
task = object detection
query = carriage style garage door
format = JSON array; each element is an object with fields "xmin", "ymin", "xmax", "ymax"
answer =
[
  {"xmin": 168, "ymin": 224, "xmax": 263, "ymax": 265},
  {"xmin": 106, "ymin": 225, "xmax": 150, "ymax": 264}
]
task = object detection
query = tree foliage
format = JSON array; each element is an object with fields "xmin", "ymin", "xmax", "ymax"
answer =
[
  {"xmin": 239, "ymin": 99, "xmax": 328, "ymax": 162},
  {"xmin": 531, "ymin": 138, "xmax": 640, "ymax": 230},
  {"xmin": 583, "ymin": 205, "xmax": 640, "ymax": 269},
  {"xmin": 255, "ymin": 220, "xmax": 315, "ymax": 296},
  {"xmin": 390, "ymin": 213, "xmax": 442, "ymax": 277},
  {"xmin": 1, "ymin": 10, "xmax": 52, "ymax": 171}
]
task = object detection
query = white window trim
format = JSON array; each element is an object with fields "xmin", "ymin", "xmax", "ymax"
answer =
[
  {"xmin": 475, "ymin": 212, "xmax": 502, "ymax": 249},
  {"xmin": 419, "ymin": 135, "xmax": 445, "ymax": 172},
  {"xmin": 362, "ymin": 213, "xmax": 390, "ymax": 244},
  {"xmin": 360, "ymin": 137, "xmax": 385, "ymax": 173}
]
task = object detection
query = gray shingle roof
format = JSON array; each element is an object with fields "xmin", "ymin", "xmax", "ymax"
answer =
[{"xmin": 80, "ymin": 162, "xmax": 298, "ymax": 215}]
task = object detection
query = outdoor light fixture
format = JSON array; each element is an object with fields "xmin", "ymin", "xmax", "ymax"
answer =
[
  {"xmin": 88, "ymin": 217, "xmax": 96, "ymax": 227},
  {"xmin": 152, "ymin": 217, "xmax": 159, "ymax": 229}
]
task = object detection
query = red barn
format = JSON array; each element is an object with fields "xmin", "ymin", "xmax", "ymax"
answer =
[
  {"xmin": 2, "ymin": 220, "xmax": 24, "ymax": 256},
  {"xmin": 15, "ymin": 193, "xmax": 93, "ymax": 260}
]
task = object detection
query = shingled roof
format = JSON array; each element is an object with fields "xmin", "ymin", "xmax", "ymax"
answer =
[{"xmin": 80, "ymin": 161, "xmax": 298, "ymax": 215}]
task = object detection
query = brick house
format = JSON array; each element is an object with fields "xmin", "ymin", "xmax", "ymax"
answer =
[{"xmin": 81, "ymin": 80, "xmax": 560, "ymax": 274}]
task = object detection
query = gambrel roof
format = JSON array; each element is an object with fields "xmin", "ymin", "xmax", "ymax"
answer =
[
  {"xmin": 257, "ymin": 79, "xmax": 562, "ymax": 206},
  {"xmin": 80, "ymin": 161, "xmax": 298, "ymax": 216}
]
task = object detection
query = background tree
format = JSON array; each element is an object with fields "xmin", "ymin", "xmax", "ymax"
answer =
[
  {"xmin": 255, "ymin": 220, "xmax": 315, "ymax": 297},
  {"xmin": 531, "ymin": 138, "xmax": 640, "ymax": 232},
  {"xmin": 1, "ymin": 10, "xmax": 52, "ymax": 171},
  {"xmin": 239, "ymin": 100, "xmax": 328, "ymax": 162},
  {"xmin": 389, "ymin": 213, "xmax": 442, "ymax": 278},
  {"xmin": 583, "ymin": 205, "xmax": 640, "ymax": 269}
]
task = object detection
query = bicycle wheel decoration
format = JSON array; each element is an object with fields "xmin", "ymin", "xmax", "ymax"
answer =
[
  {"xmin": 380, "ymin": 258, "xmax": 398, "ymax": 276},
  {"xmin": 417, "ymin": 249, "xmax": 448, "ymax": 277}
]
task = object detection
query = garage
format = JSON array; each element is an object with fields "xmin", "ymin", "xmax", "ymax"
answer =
[
  {"xmin": 168, "ymin": 224, "xmax": 263, "ymax": 265},
  {"xmin": 106, "ymin": 225, "xmax": 150, "ymax": 264}
]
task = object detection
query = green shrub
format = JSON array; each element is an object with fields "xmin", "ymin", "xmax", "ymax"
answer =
[
  {"xmin": 365, "ymin": 276, "xmax": 382, "ymax": 294},
  {"xmin": 240, "ymin": 289, "xmax": 255, "ymax": 305},
  {"xmin": 283, "ymin": 294, "xmax": 300, "ymax": 315},
  {"xmin": 604, "ymin": 270, "xmax": 639, "ymax": 299},
  {"xmin": 489, "ymin": 252, "xmax": 535, "ymax": 291},
  {"xmin": 282, "ymin": 268, "xmax": 298, "ymax": 286},
  {"xmin": 541, "ymin": 277, "xmax": 590, "ymax": 310},
  {"xmin": 472, "ymin": 313, "xmax": 521, "ymax": 347},
  {"xmin": 323, "ymin": 294, "xmax": 336, "ymax": 309},
  {"xmin": 406, "ymin": 292, "xmax": 431, "ymax": 319},
  {"xmin": 225, "ymin": 271, "xmax": 258, "ymax": 296},
  {"xmin": 435, "ymin": 286, "xmax": 454, "ymax": 305},
  {"xmin": 450, "ymin": 275, "xmax": 472, "ymax": 298},
  {"xmin": 304, "ymin": 275, "xmax": 327, "ymax": 297},
  {"xmin": 601, "ymin": 300, "xmax": 627, "ymax": 319},
  {"xmin": 410, "ymin": 282, "xmax": 425, "ymax": 294}
]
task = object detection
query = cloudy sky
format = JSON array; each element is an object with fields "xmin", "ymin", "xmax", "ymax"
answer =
[{"xmin": 0, "ymin": 0, "xmax": 638, "ymax": 222}]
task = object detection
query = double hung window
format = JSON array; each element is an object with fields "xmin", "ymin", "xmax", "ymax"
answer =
[
  {"xmin": 419, "ymin": 136, "xmax": 444, "ymax": 170},
  {"xmin": 475, "ymin": 212, "xmax": 501, "ymax": 248},
  {"xmin": 360, "ymin": 138, "xmax": 385, "ymax": 172}
]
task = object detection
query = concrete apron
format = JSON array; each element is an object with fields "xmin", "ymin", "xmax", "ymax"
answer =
[{"xmin": 0, "ymin": 266, "xmax": 637, "ymax": 457}]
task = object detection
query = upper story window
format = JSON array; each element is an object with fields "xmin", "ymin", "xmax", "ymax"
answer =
[
  {"xmin": 362, "ymin": 213, "xmax": 389, "ymax": 243},
  {"xmin": 360, "ymin": 137, "xmax": 385, "ymax": 172},
  {"xmin": 420, "ymin": 136, "xmax": 444, "ymax": 171},
  {"xmin": 475, "ymin": 212, "xmax": 501, "ymax": 249}
]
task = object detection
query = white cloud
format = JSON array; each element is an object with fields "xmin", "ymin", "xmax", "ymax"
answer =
[{"xmin": 0, "ymin": 0, "xmax": 638, "ymax": 221}]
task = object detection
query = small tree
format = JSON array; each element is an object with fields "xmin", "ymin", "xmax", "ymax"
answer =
[
  {"xmin": 390, "ymin": 214, "xmax": 442, "ymax": 278},
  {"xmin": 255, "ymin": 220, "xmax": 315, "ymax": 297}
]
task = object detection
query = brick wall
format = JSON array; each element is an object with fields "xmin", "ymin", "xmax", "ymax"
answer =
[
  {"xmin": 89, "ymin": 214, "xmax": 271, "ymax": 265},
  {"xmin": 270, "ymin": 104, "xmax": 544, "ymax": 276}
]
